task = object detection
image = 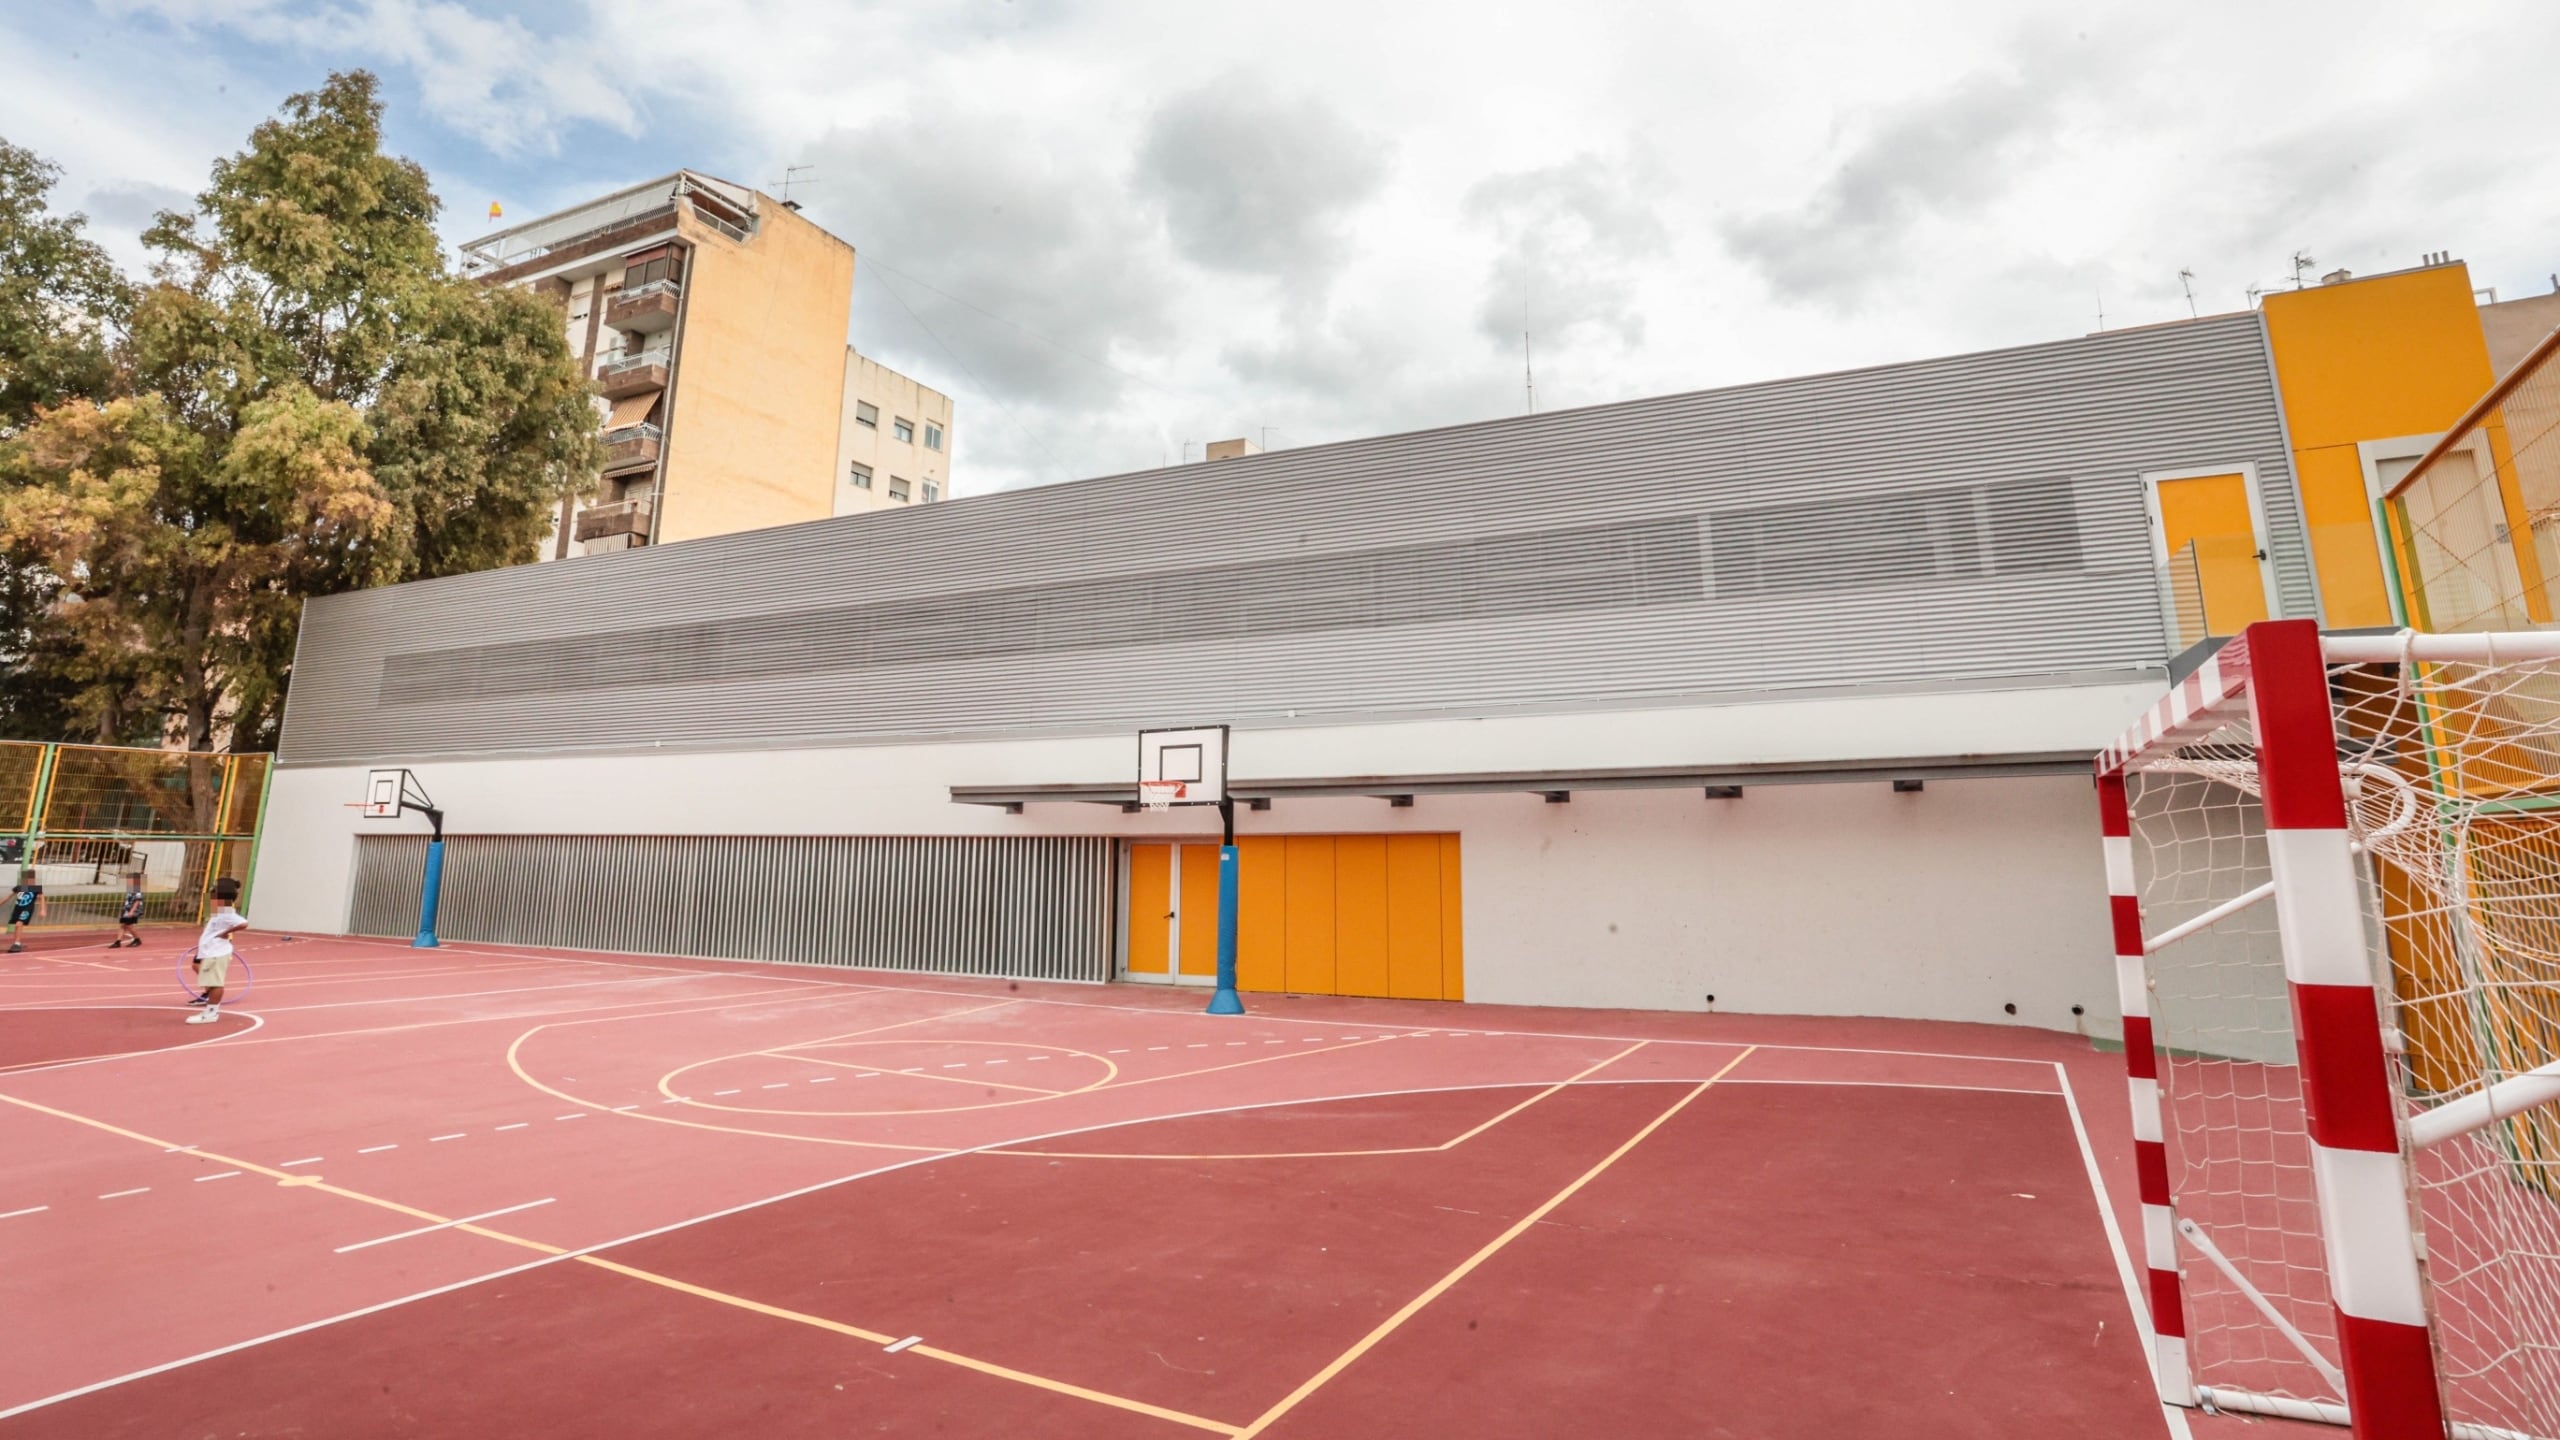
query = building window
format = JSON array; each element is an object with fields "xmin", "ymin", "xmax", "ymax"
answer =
[
  {"xmin": 855, "ymin": 401, "xmax": 879, "ymax": 429},
  {"xmin": 924, "ymin": 482, "xmax": 939, "ymax": 502},
  {"xmin": 889, "ymin": 477, "xmax": 911, "ymax": 502},
  {"xmin": 925, "ymin": 423, "xmax": 944, "ymax": 451},
  {"xmin": 848, "ymin": 461, "xmax": 872, "ymax": 490},
  {"xmin": 893, "ymin": 417, "xmax": 915, "ymax": 443}
]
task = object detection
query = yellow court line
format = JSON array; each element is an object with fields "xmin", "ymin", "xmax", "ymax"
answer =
[
  {"xmin": 1230, "ymin": 1045, "xmax": 1758, "ymax": 1439},
  {"xmin": 580, "ymin": 1256, "xmax": 1240, "ymax": 1435},
  {"xmin": 996, "ymin": 1040, "xmax": 1653, "ymax": 1161},
  {"xmin": 773, "ymin": 1050, "xmax": 1067, "ymax": 1097},
  {"xmin": 0, "ymin": 1087, "xmax": 1234, "ymax": 1434}
]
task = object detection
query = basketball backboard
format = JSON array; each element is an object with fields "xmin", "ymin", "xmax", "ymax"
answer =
[
  {"xmin": 361, "ymin": 768, "xmax": 432, "ymax": 820},
  {"xmin": 1137, "ymin": 726, "xmax": 1227, "ymax": 806}
]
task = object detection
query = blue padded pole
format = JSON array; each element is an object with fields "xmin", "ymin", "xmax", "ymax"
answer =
[
  {"xmin": 414, "ymin": 836, "xmax": 444, "ymax": 949},
  {"xmin": 1208, "ymin": 798, "xmax": 1244, "ymax": 1015}
]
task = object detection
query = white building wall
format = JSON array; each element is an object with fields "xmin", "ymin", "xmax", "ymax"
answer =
[{"xmin": 257, "ymin": 682, "xmax": 2148, "ymax": 1037}]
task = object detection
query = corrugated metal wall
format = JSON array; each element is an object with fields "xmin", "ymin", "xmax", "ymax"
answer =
[
  {"xmin": 347, "ymin": 834, "xmax": 1114, "ymax": 981},
  {"xmin": 282, "ymin": 314, "xmax": 2306, "ymax": 764}
]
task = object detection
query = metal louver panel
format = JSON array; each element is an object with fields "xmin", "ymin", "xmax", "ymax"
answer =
[
  {"xmin": 282, "ymin": 314, "xmax": 2304, "ymax": 764},
  {"xmin": 347, "ymin": 834, "xmax": 1113, "ymax": 982}
]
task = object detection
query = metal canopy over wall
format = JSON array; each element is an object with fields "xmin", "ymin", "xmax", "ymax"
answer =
[
  {"xmin": 950, "ymin": 752, "xmax": 2097, "ymax": 810},
  {"xmin": 348, "ymin": 834, "xmax": 1114, "ymax": 982},
  {"xmin": 282, "ymin": 313, "xmax": 2305, "ymax": 767}
]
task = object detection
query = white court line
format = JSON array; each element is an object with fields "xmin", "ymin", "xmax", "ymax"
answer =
[
  {"xmin": 357, "ymin": 1145, "xmax": 397, "ymax": 1154},
  {"xmin": 495, "ymin": 1123, "xmax": 528, "ymax": 1131},
  {"xmin": 0, "ymin": 1071, "xmax": 2057, "ymax": 1424},
  {"xmin": 554, "ymin": 1114, "xmax": 584, "ymax": 1121},
  {"xmin": 428, "ymin": 1134, "xmax": 465, "ymax": 1143},
  {"xmin": 256, "ymin": 974, "xmax": 712, "ymax": 1015},
  {"xmin": 1, "ymin": 1206, "xmax": 47, "ymax": 1220},
  {"xmin": 192, "ymin": 1172, "xmax": 240, "ymax": 1183},
  {"xmin": 761, "ymin": 1083, "xmax": 789, "ymax": 1089},
  {"xmin": 883, "ymin": 1336, "xmax": 922, "ymax": 1354},
  {"xmin": 714, "ymin": 1089, "xmax": 740, "ymax": 1096},
  {"xmin": 280, "ymin": 1158, "xmax": 322, "ymax": 1167},
  {"xmin": 98, "ymin": 1188, "xmax": 148, "ymax": 1199},
  {"xmin": 333, "ymin": 1198, "xmax": 555, "ymax": 1255},
  {"xmin": 2055, "ymin": 1061, "xmax": 2195, "ymax": 1440},
  {"xmin": 0, "ymin": 1010, "xmax": 266, "ymax": 1077},
  {"xmin": 611, "ymin": 1105, "xmax": 638, "ymax": 1112},
  {"xmin": 808, "ymin": 1076, "xmax": 836, "ymax": 1084},
  {"xmin": 314, "ymin": 930, "xmax": 2075, "ymax": 1071}
]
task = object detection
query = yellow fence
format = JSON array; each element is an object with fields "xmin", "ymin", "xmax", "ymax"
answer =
[
  {"xmin": 2384, "ymin": 326, "xmax": 2560, "ymax": 631},
  {"xmin": 1, "ymin": 740, "xmax": 271, "ymax": 930}
]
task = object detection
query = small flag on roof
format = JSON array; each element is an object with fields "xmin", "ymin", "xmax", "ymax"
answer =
[{"xmin": 488, "ymin": 201, "xmax": 504, "ymax": 219}]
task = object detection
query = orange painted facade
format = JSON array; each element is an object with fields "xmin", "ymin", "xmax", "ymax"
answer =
[{"xmin": 2259, "ymin": 264, "xmax": 2502, "ymax": 627}]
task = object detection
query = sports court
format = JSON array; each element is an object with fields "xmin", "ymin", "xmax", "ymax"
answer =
[{"xmin": 0, "ymin": 928, "xmax": 2181, "ymax": 1438}]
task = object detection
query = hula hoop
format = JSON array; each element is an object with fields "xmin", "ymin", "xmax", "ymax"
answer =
[{"xmin": 177, "ymin": 947, "xmax": 253, "ymax": 1003}]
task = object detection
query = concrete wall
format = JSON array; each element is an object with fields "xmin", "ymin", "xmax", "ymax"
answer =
[
  {"xmin": 259, "ymin": 681, "xmax": 2150, "ymax": 1036},
  {"xmin": 657, "ymin": 201, "xmax": 857, "ymax": 543}
]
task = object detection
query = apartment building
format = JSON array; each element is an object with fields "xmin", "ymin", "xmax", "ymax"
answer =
[
  {"xmin": 836, "ymin": 349, "xmax": 956, "ymax": 514},
  {"xmin": 461, "ymin": 172, "xmax": 956, "ymax": 560}
]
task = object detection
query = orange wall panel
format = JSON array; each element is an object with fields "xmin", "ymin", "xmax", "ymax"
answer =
[
  {"xmin": 1282, "ymin": 836, "xmax": 1337, "ymax": 995},
  {"xmin": 1439, "ymin": 833, "xmax": 1465, "ymax": 1002},
  {"xmin": 2261, "ymin": 266, "xmax": 2500, "ymax": 624},
  {"xmin": 1236, "ymin": 836, "xmax": 1287, "ymax": 992},
  {"xmin": 1332, "ymin": 835, "xmax": 1390, "ymax": 998},
  {"xmin": 1384, "ymin": 834, "xmax": 1445, "ymax": 1000}
]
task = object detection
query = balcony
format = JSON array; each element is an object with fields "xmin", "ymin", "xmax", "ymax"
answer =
[
  {"xmin": 599, "ymin": 422, "xmax": 661, "ymax": 474},
  {"xmin": 574, "ymin": 497, "xmax": 654, "ymax": 544},
  {"xmin": 606, "ymin": 279, "xmax": 680, "ymax": 334},
  {"xmin": 595, "ymin": 351, "xmax": 670, "ymax": 400}
]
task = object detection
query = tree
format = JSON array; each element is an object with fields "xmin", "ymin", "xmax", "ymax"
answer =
[
  {"xmin": 0, "ymin": 139, "xmax": 134, "ymax": 742},
  {"xmin": 0, "ymin": 72, "xmax": 598, "ymax": 753}
]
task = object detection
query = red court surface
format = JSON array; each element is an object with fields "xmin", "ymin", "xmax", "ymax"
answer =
[{"xmin": 0, "ymin": 933, "xmax": 2225, "ymax": 1437}]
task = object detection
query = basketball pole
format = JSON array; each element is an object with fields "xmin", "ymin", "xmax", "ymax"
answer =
[
  {"xmin": 412, "ymin": 802, "xmax": 446, "ymax": 950},
  {"xmin": 1207, "ymin": 795, "xmax": 1244, "ymax": 1015}
]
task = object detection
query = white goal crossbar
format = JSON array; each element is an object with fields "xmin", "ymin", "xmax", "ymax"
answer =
[{"xmin": 2098, "ymin": 620, "xmax": 2560, "ymax": 1440}]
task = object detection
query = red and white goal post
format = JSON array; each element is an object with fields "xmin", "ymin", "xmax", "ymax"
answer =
[{"xmin": 2098, "ymin": 619, "xmax": 2560, "ymax": 1440}]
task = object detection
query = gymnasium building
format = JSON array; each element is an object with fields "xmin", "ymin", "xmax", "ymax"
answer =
[{"xmin": 253, "ymin": 259, "xmax": 2543, "ymax": 1038}]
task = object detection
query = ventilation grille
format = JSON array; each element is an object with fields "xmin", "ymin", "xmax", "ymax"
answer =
[
  {"xmin": 347, "ymin": 833, "xmax": 1113, "ymax": 982},
  {"xmin": 380, "ymin": 515, "xmax": 1708, "ymax": 704},
  {"xmin": 1707, "ymin": 479, "xmax": 2082, "ymax": 600}
]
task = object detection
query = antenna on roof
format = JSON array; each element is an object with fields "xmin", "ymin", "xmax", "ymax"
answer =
[
  {"xmin": 2178, "ymin": 268, "xmax": 2199, "ymax": 319},
  {"xmin": 2290, "ymin": 250, "xmax": 2316, "ymax": 289},
  {"xmin": 771, "ymin": 165, "xmax": 817, "ymax": 210},
  {"xmin": 1521, "ymin": 268, "xmax": 1536, "ymax": 415},
  {"xmin": 2096, "ymin": 289, "xmax": 2105, "ymax": 332}
]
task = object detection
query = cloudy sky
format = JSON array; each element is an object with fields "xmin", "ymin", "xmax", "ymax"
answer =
[{"xmin": 6, "ymin": 0, "xmax": 2556, "ymax": 494}]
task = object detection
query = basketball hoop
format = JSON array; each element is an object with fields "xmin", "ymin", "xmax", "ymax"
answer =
[{"xmin": 1138, "ymin": 780, "xmax": 1187, "ymax": 812}]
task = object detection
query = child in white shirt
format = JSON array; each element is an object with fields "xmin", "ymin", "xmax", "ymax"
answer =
[{"xmin": 185, "ymin": 878, "xmax": 248, "ymax": 1024}]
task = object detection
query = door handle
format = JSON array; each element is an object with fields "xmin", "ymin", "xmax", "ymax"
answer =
[{"xmin": 2255, "ymin": 549, "xmax": 2268, "ymax": 561}]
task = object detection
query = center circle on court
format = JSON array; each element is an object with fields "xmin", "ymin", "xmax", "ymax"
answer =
[{"xmin": 660, "ymin": 1037, "xmax": 1118, "ymax": 1118}]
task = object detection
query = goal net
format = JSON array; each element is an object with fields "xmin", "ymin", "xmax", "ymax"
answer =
[{"xmin": 2100, "ymin": 622, "xmax": 2560, "ymax": 1440}]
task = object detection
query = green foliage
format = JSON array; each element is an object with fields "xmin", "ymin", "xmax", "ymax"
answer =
[
  {"xmin": 0, "ymin": 138, "xmax": 133, "ymax": 742},
  {"xmin": 0, "ymin": 71, "xmax": 598, "ymax": 751}
]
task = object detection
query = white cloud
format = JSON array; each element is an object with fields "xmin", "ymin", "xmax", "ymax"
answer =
[{"xmin": 10, "ymin": 0, "xmax": 2560, "ymax": 494}]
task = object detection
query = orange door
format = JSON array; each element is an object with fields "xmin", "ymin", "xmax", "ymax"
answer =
[
  {"xmin": 1282, "ymin": 836, "xmax": 1338, "ymax": 995},
  {"xmin": 1127, "ymin": 843, "xmax": 1172, "ymax": 976},
  {"xmin": 1385, "ymin": 835, "xmax": 1446, "ymax": 1001},
  {"xmin": 1176, "ymin": 844, "xmax": 1224, "ymax": 978},
  {"xmin": 1333, "ymin": 836, "xmax": 1390, "ymax": 997},
  {"xmin": 2155, "ymin": 472, "xmax": 2271, "ymax": 640}
]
